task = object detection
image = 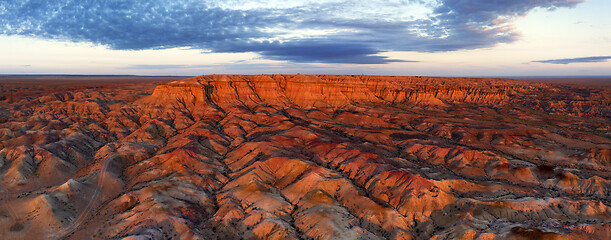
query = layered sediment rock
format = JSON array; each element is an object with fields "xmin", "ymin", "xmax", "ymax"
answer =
[
  {"xmin": 142, "ymin": 75, "xmax": 521, "ymax": 108},
  {"xmin": 0, "ymin": 75, "xmax": 609, "ymax": 239}
]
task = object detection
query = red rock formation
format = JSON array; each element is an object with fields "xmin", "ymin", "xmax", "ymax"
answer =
[
  {"xmin": 0, "ymin": 75, "xmax": 609, "ymax": 239},
  {"xmin": 141, "ymin": 75, "xmax": 525, "ymax": 108}
]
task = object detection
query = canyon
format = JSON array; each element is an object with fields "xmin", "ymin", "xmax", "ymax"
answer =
[{"xmin": 0, "ymin": 74, "xmax": 609, "ymax": 239}]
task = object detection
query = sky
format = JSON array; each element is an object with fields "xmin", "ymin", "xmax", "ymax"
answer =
[{"xmin": 0, "ymin": 0, "xmax": 609, "ymax": 76}]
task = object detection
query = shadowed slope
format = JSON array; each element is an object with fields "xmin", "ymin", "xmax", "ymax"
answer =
[{"xmin": 0, "ymin": 75, "xmax": 609, "ymax": 239}]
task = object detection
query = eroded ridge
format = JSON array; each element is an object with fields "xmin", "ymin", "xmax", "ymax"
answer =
[{"xmin": 0, "ymin": 75, "xmax": 609, "ymax": 239}]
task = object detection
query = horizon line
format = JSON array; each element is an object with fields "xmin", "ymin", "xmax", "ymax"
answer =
[{"xmin": 2, "ymin": 74, "xmax": 611, "ymax": 79}]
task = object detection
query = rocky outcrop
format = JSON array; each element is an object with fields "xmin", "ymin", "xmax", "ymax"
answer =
[
  {"xmin": 141, "ymin": 75, "xmax": 526, "ymax": 108},
  {"xmin": 0, "ymin": 75, "xmax": 609, "ymax": 239}
]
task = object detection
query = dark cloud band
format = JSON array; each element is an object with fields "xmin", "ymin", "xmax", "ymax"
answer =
[
  {"xmin": 533, "ymin": 56, "xmax": 611, "ymax": 64},
  {"xmin": 0, "ymin": 0, "xmax": 585, "ymax": 64}
]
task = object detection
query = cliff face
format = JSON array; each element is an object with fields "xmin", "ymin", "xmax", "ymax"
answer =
[
  {"xmin": 144, "ymin": 75, "xmax": 610, "ymax": 120},
  {"xmin": 0, "ymin": 75, "xmax": 609, "ymax": 240},
  {"xmin": 143, "ymin": 75, "xmax": 522, "ymax": 108}
]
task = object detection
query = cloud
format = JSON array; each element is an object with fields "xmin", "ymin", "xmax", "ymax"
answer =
[
  {"xmin": 214, "ymin": 39, "xmax": 413, "ymax": 64},
  {"xmin": 533, "ymin": 56, "xmax": 611, "ymax": 64},
  {"xmin": 421, "ymin": 0, "xmax": 584, "ymax": 51},
  {"xmin": 0, "ymin": 0, "xmax": 585, "ymax": 64}
]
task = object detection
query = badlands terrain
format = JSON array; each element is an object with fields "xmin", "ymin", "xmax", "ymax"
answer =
[{"xmin": 0, "ymin": 74, "xmax": 609, "ymax": 240}]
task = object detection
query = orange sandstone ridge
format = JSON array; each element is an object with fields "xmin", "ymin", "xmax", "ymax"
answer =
[
  {"xmin": 144, "ymin": 75, "xmax": 519, "ymax": 107},
  {"xmin": 0, "ymin": 75, "xmax": 609, "ymax": 239}
]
